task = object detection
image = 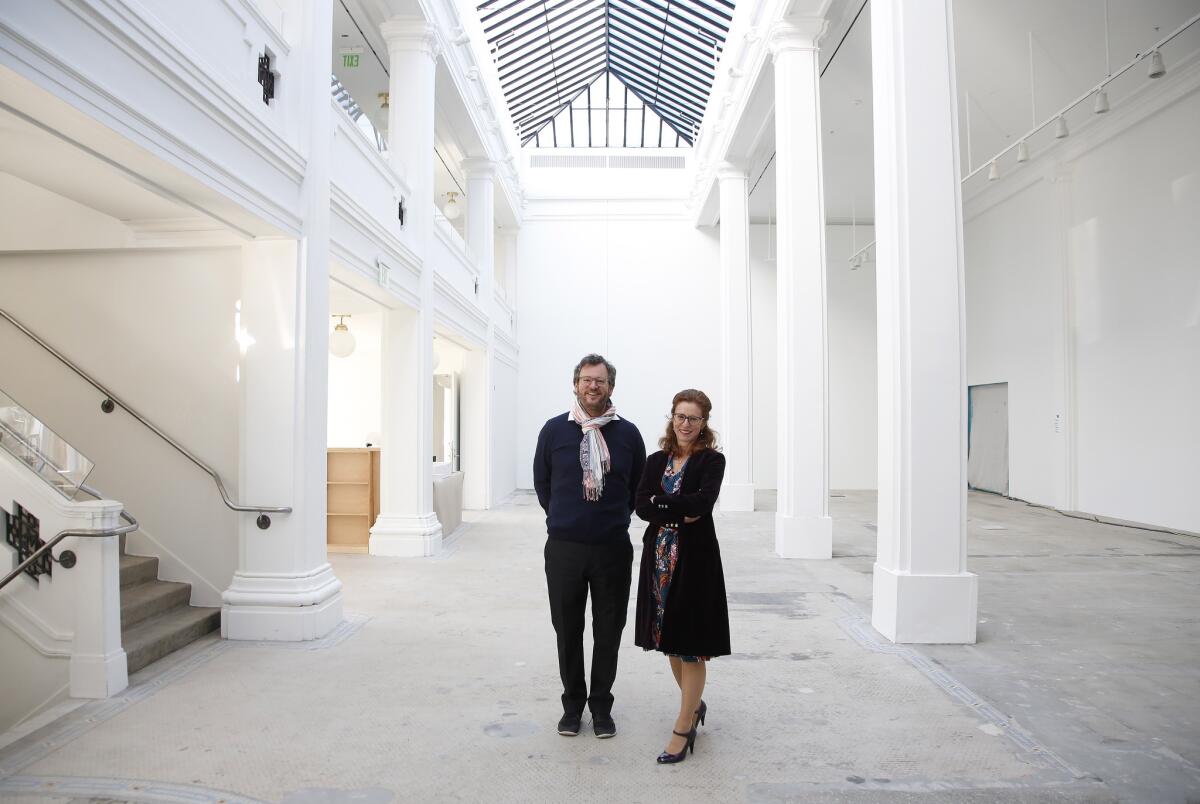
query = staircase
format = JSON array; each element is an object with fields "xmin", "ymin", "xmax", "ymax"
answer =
[{"xmin": 119, "ymin": 540, "xmax": 220, "ymax": 673}]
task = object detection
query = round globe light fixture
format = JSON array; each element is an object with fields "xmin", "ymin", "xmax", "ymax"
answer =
[
  {"xmin": 330, "ymin": 315, "xmax": 356, "ymax": 358},
  {"xmin": 442, "ymin": 191, "xmax": 462, "ymax": 220}
]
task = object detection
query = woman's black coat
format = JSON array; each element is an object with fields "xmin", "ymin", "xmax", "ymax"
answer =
[{"xmin": 633, "ymin": 448, "xmax": 731, "ymax": 658}]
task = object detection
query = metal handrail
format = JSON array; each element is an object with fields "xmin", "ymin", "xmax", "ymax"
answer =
[
  {"xmin": 0, "ymin": 308, "xmax": 290, "ymax": 527},
  {"xmin": 0, "ymin": 515, "xmax": 139, "ymax": 594}
]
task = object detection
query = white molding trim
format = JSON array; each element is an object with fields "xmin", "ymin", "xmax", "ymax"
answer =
[
  {"xmin": 330, "ymin": 183, "xmax": 421, "ymax": 275},
  {"xmin": 434, "ymin": 216, "xmax": 478, "ymax": 275},
  {"xmin": 220, "ymin": 0, "xmax": 290, "ymax": 56},
  {"xmin": 65, "ymin": 0, "xmax": 305, "ymax": 179},
  {"xmin": 0, "ymin": 14, "xmax": 304, "ymax": 235},
  {"xmin": 0, "ymin": 592, "xmax": 73, "ymax": 657},
  {"xmin": 432, "ymin": 272, "xmax": 488, "ymax": 347},
  {"xmin": 332, "ymin": 100, "xmax": 412, "ymax": 199},
  {"xmin": 329, "ymin": 240, "xmax": 423, "ymax": 311}
]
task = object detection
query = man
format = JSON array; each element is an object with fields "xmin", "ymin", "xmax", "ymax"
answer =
[{"xmin": 533, "ymin": 354, "xmax": 646, "ymax": 738}]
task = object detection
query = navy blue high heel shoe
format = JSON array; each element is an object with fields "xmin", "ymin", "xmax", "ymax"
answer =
[{"xmin": 656, "ymin": 727, "xmax": 697, "ymax": 764}]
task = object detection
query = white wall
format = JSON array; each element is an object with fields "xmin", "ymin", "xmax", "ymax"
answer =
[
  {"xmin": 327, "ymin": 311, "xmax": 382, "ymax": 448},
  {"xmin": 965, "ymin": 76, "xmax": 1200, "ymax": 533},
  {"xmin": 516, "ymin": 208, "xmax": 721, "ymax": 489},
  {"xmin": 0, "ymin": 247, "xmax": 242, "ymax": 605},
  {"xmin": 0, "ymin": 173, "xmax": 132, "ymax": 250},
  {"xmin": 749, "ymin": 223, "xmax": 878, "ymax": 491},
  {"xmin": 491, "ymin": 357, "xmax": 518, "ymax": 502}
]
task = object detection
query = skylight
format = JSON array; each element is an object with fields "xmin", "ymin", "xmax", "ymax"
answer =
[{"xmin": 478, "ymin": 0, "xmax": 735, "ymax": 147}]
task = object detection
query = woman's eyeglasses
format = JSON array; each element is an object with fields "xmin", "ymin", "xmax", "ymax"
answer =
[{"xmin": 670, "ymin": 413, "xmax": 705, "ymax": 426}]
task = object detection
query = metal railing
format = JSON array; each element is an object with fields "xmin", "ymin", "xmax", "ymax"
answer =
[
  {"xmin": 0, "ymin": 492, "xmax": 138, "ymax": 594},
  {"xmin": 0, "ymin": 307, "xmax": 290, "ymax": 529}
]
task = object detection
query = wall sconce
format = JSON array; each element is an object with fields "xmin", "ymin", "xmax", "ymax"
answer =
[
  {"xmin": 442, "ymin": 191, "xmax": 462, "ymax": 220},
  {"xmin": 378, "ymin": 92, "xmax": 390, "ymax": 109},
  {"xmin": 330, "ymin": 315, "xmax": 356, "ymax": 358}
]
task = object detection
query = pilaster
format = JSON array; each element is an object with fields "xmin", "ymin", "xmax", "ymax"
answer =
[{"xmin": 461, "ymin": 158, "xmax": 497, "ymax": 511}]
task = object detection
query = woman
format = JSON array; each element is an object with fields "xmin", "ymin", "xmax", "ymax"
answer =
[{"xmin": 634, "ymin": 389, "xmax": 730, "ymax": 764}]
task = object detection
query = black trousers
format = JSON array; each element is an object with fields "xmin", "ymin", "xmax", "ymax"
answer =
[{"xmin": 544, "ymin": 537, "xmax": 633, "ymax": 717}]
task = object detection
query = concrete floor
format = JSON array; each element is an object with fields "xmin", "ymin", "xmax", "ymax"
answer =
[{"xmin": 0, "ymin": 491, "xmax": 1196, "ymax": 803}]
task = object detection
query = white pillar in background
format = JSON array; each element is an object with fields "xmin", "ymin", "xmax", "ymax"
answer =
[
  {"xmin": 370, "ymin": 18, "xmax": 443, "ymax": 556},
  {"xmin": 870, "ymin": 0, "xmax": 977, "ymax": 643},
  {"xmin": 461, "ymin": 158, "xmax": 496, "ymax": 511},
  {"xmin": 770, "ymin": 19, "xmax": 832, "ymax": 559},
  {"xmin": 717, "ymin": 162, "xmax": 754, "ymax": 512},
  {"xmin": 224, "ymin": 0, "xmax": 343, "ymax": 640}
]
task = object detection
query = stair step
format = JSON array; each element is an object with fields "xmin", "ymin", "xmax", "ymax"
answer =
[
  {"xmin": 122, "ymin": 605, "xmax": 221, "ymax": 674},
  {"xmin": 119, "ymin": 554, "xmax": 159, "ymax": 589},
  {"xmin": 120, "ymin": 580, "xmax": 191, "ymax": 631}
]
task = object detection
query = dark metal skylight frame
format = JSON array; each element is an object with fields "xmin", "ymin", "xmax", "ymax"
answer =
[{"xmin": 479, "ymin": 0, "xmax": 734, "ymax": 146}]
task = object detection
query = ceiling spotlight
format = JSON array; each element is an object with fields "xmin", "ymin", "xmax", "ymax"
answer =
[
  {"xmin": 330, "ymin": 315, "xmax": 356, "ymax": 358},
  {"xmin": 987, "ymin": 161, "xmax": 1000, "ymax": 181},
  {"xmin": 1054, "ymin": 116, "xmax": 1069, "ymax": 139},
  {"xmin": 1016, "ymin": 141, "xmax": 1030, "ymax": 162},
  {"xmin": 1147, "ymin": 50, "xmax": 1165, "ymax": 79},
  {"xmin": 1093, "ymin": 89, "xmax": 1110, "ymax": 114},
  {"xmin": 442, "ymin": 191, "xmax": 462, "ymax": 220}
]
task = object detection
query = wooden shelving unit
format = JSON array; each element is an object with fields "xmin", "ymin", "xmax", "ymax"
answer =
[{"xmin": 326, "ymin": 448, "xmax": 380, "ymax": 554}]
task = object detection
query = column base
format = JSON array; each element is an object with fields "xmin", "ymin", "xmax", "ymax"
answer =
[
  {"xmin": 775, "ymin": 513, "xmax": 832, "ymax": 558},
  {"xmin": 69, "ymin": 649, "xmax": 128, "ymax": 698},
  {"xmin": 718, "ymin": 483, "xmax": 755, "ymax": 512},
  {"xmin": 369, "ymin": 513, "xmax": 443, "ymax": 557},
  {"xmin": 871, "ymin": 563, "xmax": 978, "ymax": 644},
  {"xmin": 221, "ymin": 564, "xmax": 344, "ymax": 641}
]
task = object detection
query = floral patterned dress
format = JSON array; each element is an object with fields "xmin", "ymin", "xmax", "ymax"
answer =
[{"xmin": 651, "ymin": 456, "xmax": 710, "ymax": 662}]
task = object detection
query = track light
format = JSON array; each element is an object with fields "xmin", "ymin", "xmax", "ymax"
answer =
[
  {"xmin": 1016, "ymin": 141, "xmax": 1030, "ymax": 162},
  {"xmin": 1093, "ymin": 89, "xmax": 1110, "ymax": 114},
  {"xmin": 1147, "ymin": 50, "xmax": 1165, "ymax": 79},
  {"xmin": 1054, "ymin": 116, "xmax": 1069, "ymax": 139},
  {"xmin": 987, "ymin": 161, "xmax": 1000, "ymax": 181}
]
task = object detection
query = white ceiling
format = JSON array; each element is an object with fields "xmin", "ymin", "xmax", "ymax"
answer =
[{"xmin": 748, "ymin": 0, "xmax": 1199, "ymax": 224}]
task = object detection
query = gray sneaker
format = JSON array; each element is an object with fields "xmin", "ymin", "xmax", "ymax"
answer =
[{"xmin": 592, "ymin": 713, "xmax": 616, "ymax": 738}]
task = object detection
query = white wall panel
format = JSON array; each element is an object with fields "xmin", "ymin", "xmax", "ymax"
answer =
[
  {"xmin": 516, "ymin": 211, "xmax": 720, "ymax": 489},
  {"xmin": 965, "ymin": 84, "xmax": 1200, "ymax": 533},
  {"xmin": 0, "ymin": 248, "xmax": 242, "ymax": 604}
]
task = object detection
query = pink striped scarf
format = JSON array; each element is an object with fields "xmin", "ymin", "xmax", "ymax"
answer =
[{"xmin": 570, "ymin": 399, "xmax": 617, "ymax": 501}]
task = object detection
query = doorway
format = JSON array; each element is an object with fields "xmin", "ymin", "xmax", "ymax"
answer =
[{"xmin": 968, "ymin": 382, "xmax": 1009, "ymax": 495}]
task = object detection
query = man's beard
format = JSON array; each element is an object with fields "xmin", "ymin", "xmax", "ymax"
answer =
[{"xmin": 575, "ymin": 390, "xmax": 611, "ymax": 416}]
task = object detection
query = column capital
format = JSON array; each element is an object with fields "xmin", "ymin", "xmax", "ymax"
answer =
[
  {"xmin": 716, "ymin": 161, "xmax": 748, "ymax": 182},
  {"xmin": 768, "ymin": 17, "xmax": 829, "ymax": 60},
  {"xmin": 380, "ymin": 18, "xmax": 440, "ymax": 62},
  {"xmin": 461, "ymin": 157, "xmax": 499, "ymax": 179}
]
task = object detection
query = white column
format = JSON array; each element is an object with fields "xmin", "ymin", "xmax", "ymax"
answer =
[
  {"xmin": 870, "ymin": 0, "xmax": 977, "ymax": 643},
  {"xmin": 223, "ymin": 0, "xmax": 343, "ymax": 640},
  {"xmin": 370, "ymin": 18, "xmax": 443, "ymax": 556},
  {"xmin": 461, "ymin": 158, "xmax": 496, "ymax": 511},
  {"xmin": 717, "ymin": 162, "xmax": 754, "ymax": 512},
  {"xmin": 770, "ymin": 19, "xmax": 832, "ymax": 558}
]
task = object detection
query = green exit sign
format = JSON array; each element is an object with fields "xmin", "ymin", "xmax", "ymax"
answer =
[{"xmin": 343, "ymin": 53, "xmax": 360, "ymax": 68}]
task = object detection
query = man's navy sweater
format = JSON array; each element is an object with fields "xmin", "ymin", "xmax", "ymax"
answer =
[{"xmin": 533, "ymin": 413, "xmax": 647, "ymax": 544}]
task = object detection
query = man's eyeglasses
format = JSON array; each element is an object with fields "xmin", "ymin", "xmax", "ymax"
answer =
[
  {"xmin": 670, "ymin": 413, "xmax": 705, "ymax": 426},
  {"xmin": 578, "ymin": 377, "xmax": 610, "ymax": 387}
]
